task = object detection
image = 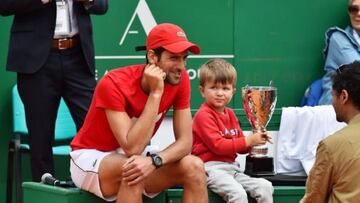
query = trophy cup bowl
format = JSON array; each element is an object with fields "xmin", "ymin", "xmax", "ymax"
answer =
[{"xmin": 242, "ymin": 85, "xmax": 277, "ymax": 176}]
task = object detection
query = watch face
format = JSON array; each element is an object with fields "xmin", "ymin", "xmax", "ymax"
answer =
[
  {"xmin": 154, "ymin": 157, "xmax": 162, "ymax": 165},
  {"xmin": 152, "ymin": 154, "xmax": 162, "ymax": 168}
]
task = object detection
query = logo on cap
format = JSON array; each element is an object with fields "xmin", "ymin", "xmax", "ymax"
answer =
[{"xmin": 177, "ymin": 31, "xmax": 186, "ymax": 38}]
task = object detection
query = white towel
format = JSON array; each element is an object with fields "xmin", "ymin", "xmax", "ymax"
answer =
[{"xmin": 276, "ymin": 105, "xmax": 346, "ymax": 175}]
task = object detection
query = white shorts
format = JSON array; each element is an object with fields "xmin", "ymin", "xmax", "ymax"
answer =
[
  {"xmin": 70, "ymin": 147, "xmax": 160, "ymax": 201},
  {"xmin": 70, "ymin": 149, "xmax": 115, "ymax": 201}
]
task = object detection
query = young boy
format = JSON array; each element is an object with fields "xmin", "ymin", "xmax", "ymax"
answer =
[{"xmin": 192, "ymin": 58, "xmax": 274, "ymax": 203}]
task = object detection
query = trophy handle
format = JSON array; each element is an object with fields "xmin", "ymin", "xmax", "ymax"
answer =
[{"xmin": 269, "ymin": 80, "xmax": 273, "ymax": 87}]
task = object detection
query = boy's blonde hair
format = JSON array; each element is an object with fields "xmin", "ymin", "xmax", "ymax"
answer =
[{"xmin": 199, "ymin": 58, "xmax": 237, "ymax": 87}]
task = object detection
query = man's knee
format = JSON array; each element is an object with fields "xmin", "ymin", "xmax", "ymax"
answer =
[
  {"xmin": 179, "ymin": 155, "xmax": 206, "ymax": 183},
  {"xmin": 121, "ymin": 181, "xmax": 145, "ymax": 194}
]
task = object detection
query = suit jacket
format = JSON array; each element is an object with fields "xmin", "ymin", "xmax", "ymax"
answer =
[{"xmin": 0, "ymin": 0, "xmax": 108, "ymax": 75}]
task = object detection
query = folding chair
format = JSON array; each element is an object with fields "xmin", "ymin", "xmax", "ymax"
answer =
[{"xmin": 6, "ymin": 85, "xmax": 77, "ymax": 203}]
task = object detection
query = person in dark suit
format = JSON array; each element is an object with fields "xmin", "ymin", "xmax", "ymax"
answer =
[{"xmin": 0, "ymin": 0, "xmax": 108, "ymax": 181}]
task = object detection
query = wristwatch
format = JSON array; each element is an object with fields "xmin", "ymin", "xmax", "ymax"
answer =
[{"xmin": 149, "ymin": 153, "xmax": 163, "ymax": 168}]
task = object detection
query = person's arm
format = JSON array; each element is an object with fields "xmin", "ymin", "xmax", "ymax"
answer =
[
  {"xmin": 106, "ymin": 64, "xmax": 165, "ymax": 156},
  {"xmin": 0, "ymin": 0, "xmax": 45, "ymax": 16},
  {"xmin": 122, "ymin": 125, "xmax": 190, "ymax": 186},
  {"xmin": 300, "ymin": 142, "xmax": 333, "ymax": 203},
  {"xmin": 193, "ymin": 112, "xmax": 249, "ymax": 155},
  {"xmin": 326, "ymin": 32, "xmax": 360, "ymax": 71},
  {"xmin": 105, "ymin": 103, "xmax": 159, "ymax": 185},
  {"xmin": 157, "ymin": 108, "xmax": 193, "ymax": 165},
  {"xmin": 320, "ymin": 31, "xmax": 360, "ymax": 104}
]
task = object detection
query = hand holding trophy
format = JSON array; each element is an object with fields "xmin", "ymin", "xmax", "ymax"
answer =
[{"xmin": 242, "ymin": 83, "xmax": 277, "ymax": 176}]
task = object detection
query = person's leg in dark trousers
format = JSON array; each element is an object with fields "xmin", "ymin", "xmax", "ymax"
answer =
[
  {"xmin": 17, "ymin": 44, "xmax": 95, "ymax": 181},
  {"xmin": 61, "ymin": 45, "xmax": 96, "ymax": 130},
  {"xmin": 17, "ymin": 50, "xmax": 63, "ymax": 181}
]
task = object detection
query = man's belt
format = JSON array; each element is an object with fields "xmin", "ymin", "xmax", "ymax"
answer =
[{"xmin": 52, "ymin": 35, "xmax": 80, "ymax": 50}]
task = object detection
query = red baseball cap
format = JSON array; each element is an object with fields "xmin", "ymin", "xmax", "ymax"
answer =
[{"xmin": 146, "ymin": 23, "xmax": 200, "ymax": 54}]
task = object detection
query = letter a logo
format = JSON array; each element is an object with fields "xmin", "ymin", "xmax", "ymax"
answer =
[{"xmin": 119, "ymin": 0, "xmax": 157, "ymax": 45}]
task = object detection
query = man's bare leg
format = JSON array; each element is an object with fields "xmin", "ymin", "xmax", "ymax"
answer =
[
  {"xmin": 180, "ymin": 156, "xmax": 208, "ymax": 203},
  {"xmin": 144, "ymin": 155, "xmax": 208, "ymax": 203},
  {"xmin": 98, "ymin": 154, "xmax": 145, "ymax": 203},
  {"xmin": 117, "ymin": 180, "xmax": 144, "ymax": 203},
  {"xmin": 98, "ymin": 154, "xmax": 208, "ymax": 203}
]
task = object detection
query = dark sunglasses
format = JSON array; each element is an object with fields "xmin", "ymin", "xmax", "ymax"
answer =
[
  {"xmin": 348, "ymin": 5, "xmax": 360, "ymax": 14},
  {"xmin": 336, "ymin": 64, "xmax": 346, "ymax": 75}
]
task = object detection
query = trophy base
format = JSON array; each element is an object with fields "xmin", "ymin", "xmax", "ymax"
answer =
[{"xmin": 244, "ymin": 156, "xmax": 275, "ymax": 177}]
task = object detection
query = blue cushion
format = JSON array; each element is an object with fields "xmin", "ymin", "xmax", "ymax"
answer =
[{"xmin": 300, "ymin": 79, "xmax": 323, "ymax": 106}]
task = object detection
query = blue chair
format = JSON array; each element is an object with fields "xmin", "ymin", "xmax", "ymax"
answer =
[{"xmin": 6, "ymin": 85, "xmax": 77, "ymax": 203}]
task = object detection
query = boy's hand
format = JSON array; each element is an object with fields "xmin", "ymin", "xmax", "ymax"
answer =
[
  {"xmin": 246, "ymin": 131, "xmax": 272, "ymax": 146},
  {"xmin": 260, "ymin": 131, "xmax": 273, "ymax": 144}
]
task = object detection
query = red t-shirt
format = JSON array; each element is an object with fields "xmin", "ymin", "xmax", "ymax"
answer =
[
  {"xmin": 192, "ymin": 103, "xmax": 250, "ymax": 163},
  {"xmin": 71, "ymin": 64, "xmax": 190, "ymax": 151}
]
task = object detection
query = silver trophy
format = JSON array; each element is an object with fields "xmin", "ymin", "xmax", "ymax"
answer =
[{"xmin": 242, "ymin": 85, "xmax": 277, "ymax": 176}]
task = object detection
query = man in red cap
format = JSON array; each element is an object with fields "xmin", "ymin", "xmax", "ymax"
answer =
[{"xmin": 69, "ymin": 23, "xmax": 208, "ymax": 203}]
